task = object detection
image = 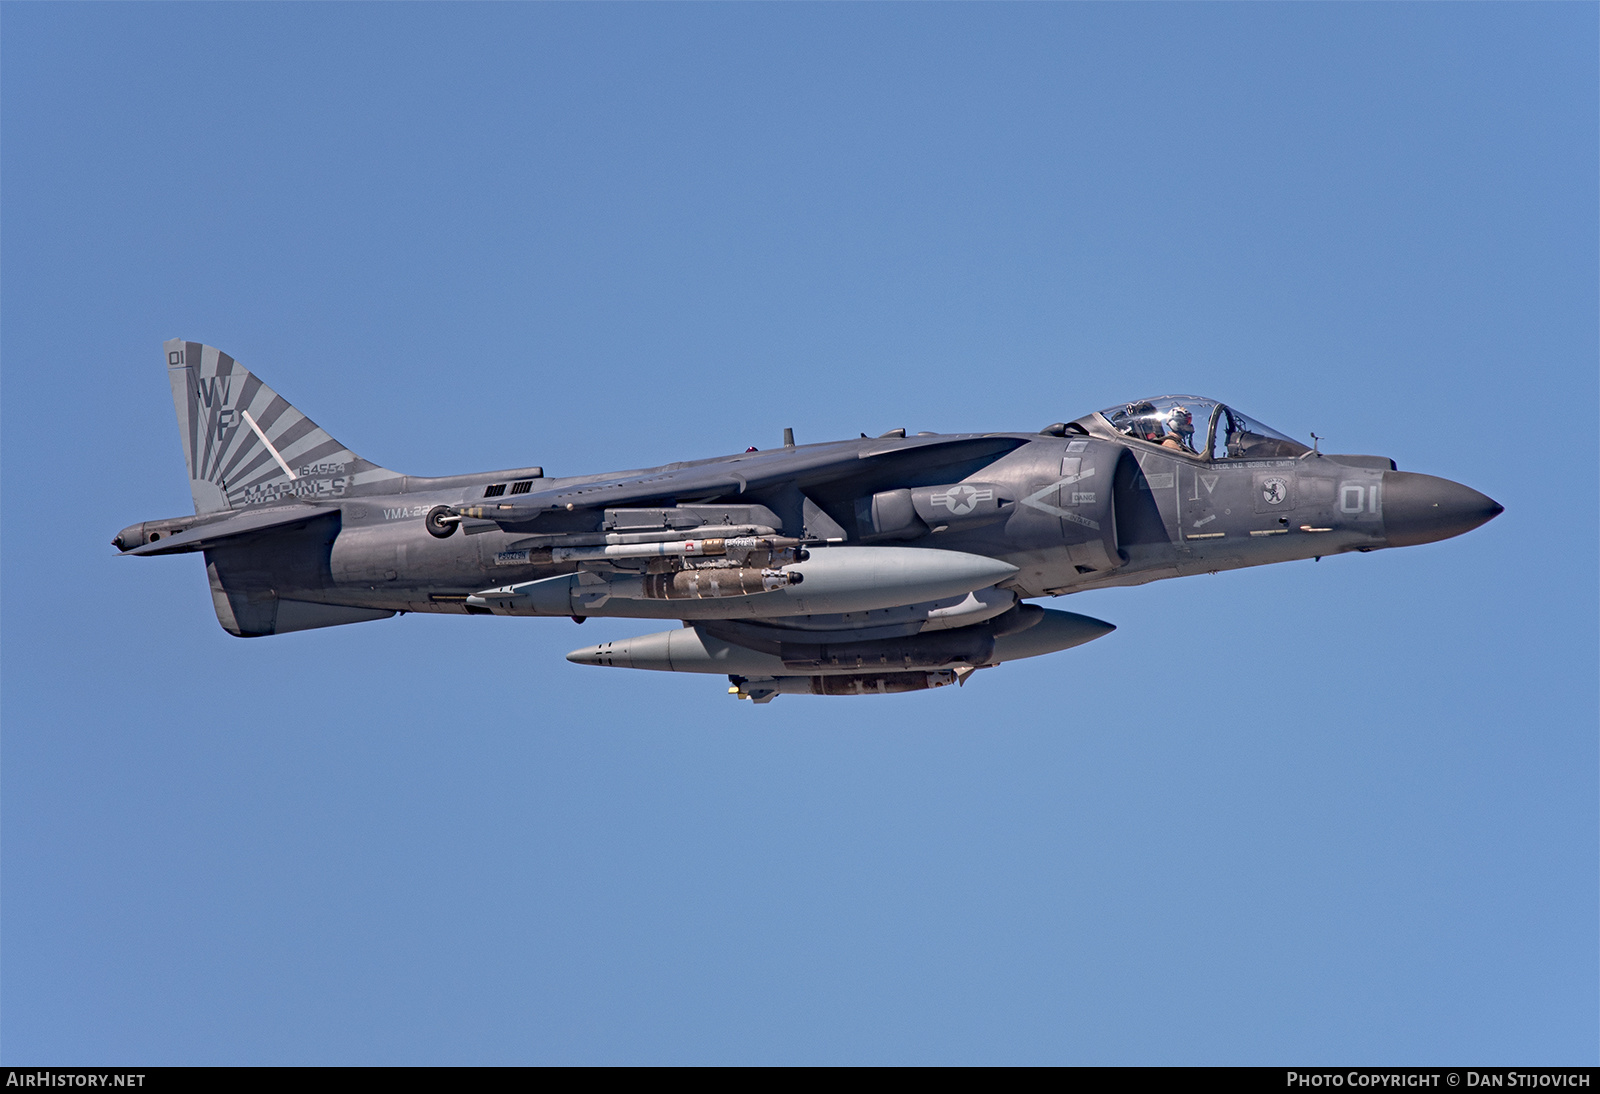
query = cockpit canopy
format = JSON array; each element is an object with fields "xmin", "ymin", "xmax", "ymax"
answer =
[{"xmin": 1087, "ymin": 396, "xmax": 1309, "ymax": 460}]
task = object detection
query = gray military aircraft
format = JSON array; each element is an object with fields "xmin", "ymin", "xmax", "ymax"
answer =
[{"xmin": 116, "ymin": 340, "xmax": 1502, "ymax": 702}]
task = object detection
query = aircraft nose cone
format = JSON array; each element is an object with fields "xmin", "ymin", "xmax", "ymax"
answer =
[{"xmin": 1382, "ymin": 471, "xmax": 1503, "ymax": 548}]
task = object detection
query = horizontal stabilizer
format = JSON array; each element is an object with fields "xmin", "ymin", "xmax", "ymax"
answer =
[{"xmin": 120, "ymin": 504, "xmax": 331, "ymax": 556}]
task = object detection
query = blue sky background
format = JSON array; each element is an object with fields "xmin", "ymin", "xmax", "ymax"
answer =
[{"xmin": 3, "ymin": 3, "xmax": 1594, "ymax": 1065}]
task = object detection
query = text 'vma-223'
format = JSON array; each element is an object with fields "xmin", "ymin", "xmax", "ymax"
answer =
[{"xmin": 116, "ymin": 341, "xmax": 1502, "ymax": 703}]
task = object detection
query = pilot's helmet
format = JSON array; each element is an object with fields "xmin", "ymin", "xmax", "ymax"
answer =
[
  {"xmin": 1121, "ymin": 401, "xmax": 1157, "ymax": 436},
  {"xmin": 1167, "ymin": 405, "xmax": 1194, "ymax": 438}
]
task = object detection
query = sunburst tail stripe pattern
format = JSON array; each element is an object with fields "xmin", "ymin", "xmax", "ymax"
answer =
[
  {"xmin": 164, "ymin": 338, "xmax": 402, "ymax": 514},
  {"xmin": 205, "ymin": 373, "xmax": 263, "ymax": 481}
]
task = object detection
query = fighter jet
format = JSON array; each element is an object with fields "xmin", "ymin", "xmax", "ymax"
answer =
[{"xmin": 115, "ymin": 340, "xmax": 1503, "ymax": 702}]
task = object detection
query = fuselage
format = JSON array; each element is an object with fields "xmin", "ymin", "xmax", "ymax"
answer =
[{"xmin": 116, "ymin": 413, "xmax": 1500, "ymax": 620}]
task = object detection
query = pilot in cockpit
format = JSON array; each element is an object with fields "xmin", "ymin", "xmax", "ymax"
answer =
[
  {"xmin": 1121, "ymin": 401, "xmax": 1163, "ymax": 444},
  {"xmin": 1157, "ymin": 405, "xmax": 1198, "ymax": 454},
  {"xmin": 1096, "ymin": 396, "xmax": 1310, "ymax": 461}
]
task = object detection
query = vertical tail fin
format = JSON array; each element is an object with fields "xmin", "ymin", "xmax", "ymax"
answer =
[{"xmin": 166, "ymin": 339, "xmax": 401, "ymax": 514}]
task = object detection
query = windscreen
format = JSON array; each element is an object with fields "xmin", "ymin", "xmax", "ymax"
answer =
[{"xmin": 1098, "ymin": 397, "xmax": 1309, "ymax": 460}]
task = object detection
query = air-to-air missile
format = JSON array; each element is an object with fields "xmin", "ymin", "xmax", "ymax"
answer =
[{"xmin": 116, "ymin": 341, "xmax": 1502, "ymax": 702}]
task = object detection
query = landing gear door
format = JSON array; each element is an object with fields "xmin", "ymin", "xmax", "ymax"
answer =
[{"xmin": 1056, "ymin": 439, "xmax": 1120, "ymax": 574}]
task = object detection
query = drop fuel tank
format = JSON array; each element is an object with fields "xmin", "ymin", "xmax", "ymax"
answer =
[{"xmin": 467, "ymin": 545, "xmax": 1020, "ymax": 619}]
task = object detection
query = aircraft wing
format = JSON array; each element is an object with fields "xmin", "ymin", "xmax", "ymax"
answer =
[{"xmin": 459, "ymin": 434, "xmax": 1026, "ymax": 524}]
